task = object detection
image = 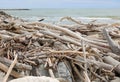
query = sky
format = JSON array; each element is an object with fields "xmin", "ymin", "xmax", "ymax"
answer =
[{"xmin": 0, "ymin": 0, "xmax": 120, "ymax": 8}]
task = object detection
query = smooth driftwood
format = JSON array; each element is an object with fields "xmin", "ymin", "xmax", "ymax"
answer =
[
  {"xmin": 103, "ymin": 56, "xmax": 120, "ymax": 75},
  {"xmin": 0, "ymin": 62, "xmax": 24, "ymax": 78},
  {"xmin": 110, "ymin": 31, "xmax": 120, "ymax": 38},
  {"xmin": 60, "ymin": 16, "xmax": 82, "ymax": 25},
  {"xmin": 76, "ymin": 56, "xmax": 113, "ymax": 70},
  {"xmin": 87, "ymin": 59, "xmax": 113, "ymax": 70},
  {"xmin": 0, "ymin": 57, "xmax": 32, "ymax": 70},
  {"xmin": 106, "ymin": 52, "xmax": 120, "ymax": 59},
  {"xmin": 103, "ymin": 28, "xmax": 120, "ymax": 55}
]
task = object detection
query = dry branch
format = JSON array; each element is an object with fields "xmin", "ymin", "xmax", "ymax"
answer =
[
  {"xmin": 3, "ymin": 53, "xmax": 18, "ymax": 82},
  {"xmin": 0, "ymin": 57, "xmax": 32, "ymax": 70},
  {"xmin": 0, "ymin": 62, "xmax": 24, "ymax": 78}
]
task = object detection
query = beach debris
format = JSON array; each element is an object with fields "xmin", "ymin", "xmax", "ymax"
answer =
[
  {"xmin": 0, "ymin": 11, "xmax": 120, "ymax": 82},
  {"xmin": 38, "ymin": 18, "xmax": 45, "ymax": 22},
  {"xmin": 103, "ymin": 28, "xmax": 120, "ymax": 55}
]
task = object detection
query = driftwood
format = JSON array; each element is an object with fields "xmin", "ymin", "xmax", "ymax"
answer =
[
  {"xmin": 103, "ymin": 28, "xmax": 120, "ymax": 55},
  {"xmin": 0, "ymin": 57, "xmax": 32, "ymax": 70},
  {"xmin": 0, "ymin": 62, "xmax": 24, "ymax": 78},
  {"xmin": 0, "ymin": 11, "xmax": 120, "ymax": 82},
  {"xmin": 3, "ymin": 53, "xmax": 18, "ymax": 82},
  {"xmin": 103, "ymin": 56, "xmax": 120, "ymax": 74}
]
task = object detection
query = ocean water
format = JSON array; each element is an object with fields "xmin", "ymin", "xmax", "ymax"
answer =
[{"xmin": 3, "ymin": 8, "xmax": 120, "ymax": 23}]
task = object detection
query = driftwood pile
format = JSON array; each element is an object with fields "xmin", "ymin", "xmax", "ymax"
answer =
[{"xmin": 0, "ymin": 11, "xmax": 120, "ymax": 82}]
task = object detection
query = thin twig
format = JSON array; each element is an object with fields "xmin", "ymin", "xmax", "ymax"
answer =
[{"xmin": 49, "ymin": 50, "xmax": 88, "ymax": 56}]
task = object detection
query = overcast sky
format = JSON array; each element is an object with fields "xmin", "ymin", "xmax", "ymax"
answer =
[{"xmin": 0, "ymin": 0, "xmax": 120, "ymax": 8}]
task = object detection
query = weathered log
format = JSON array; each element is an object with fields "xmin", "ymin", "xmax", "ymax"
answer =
[
  {"xmin": 3, "ymin": 53, "xmax": 18, "ymax": 82},
  {"xmin": 103, "ymin": 28, "xmax": 120, "ymax": 55},
  {"xmin": 0, "ymin": 57, "xmax": 32, "ymax": 70},
  {"xmin": 0, "ymin": 62, "xmax": 24, "ymax": 78},
  {"xmin": 103, "ymin": 56, "xmax": 120, "ymax": 75},
  {"xmin": 76, "ymin": 56, "xmax": 113, "ymax": 70}
]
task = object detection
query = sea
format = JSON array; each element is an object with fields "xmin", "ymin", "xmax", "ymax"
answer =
[{"xmin": 3, "ymin": 8, "xmax": 120, "ymax": 24}]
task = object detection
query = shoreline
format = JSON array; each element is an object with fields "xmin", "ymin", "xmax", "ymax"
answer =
[{"xmin": 0, "ymin": 9, "xmax": 30, "ymax": 11}]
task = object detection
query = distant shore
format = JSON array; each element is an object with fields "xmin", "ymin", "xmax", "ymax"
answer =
[{"xmin": 0, "ymin": 9, "xmax": 30, "ymax": 11}]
